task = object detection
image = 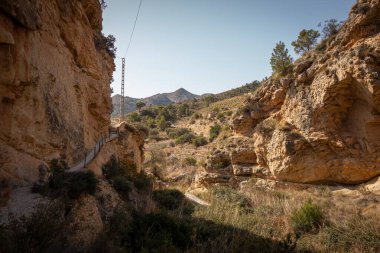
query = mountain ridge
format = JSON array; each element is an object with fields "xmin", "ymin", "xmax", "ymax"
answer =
[{"xmin": 112, "ymin": 88, "xmax": 200, "ymax": 116}]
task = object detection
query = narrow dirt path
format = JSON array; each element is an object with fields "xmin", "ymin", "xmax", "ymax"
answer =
[
  {"xmin": 68, "ymin": 132, "xmax": 119, "ymax": 173},
  {"xmin": 185, "ymin": 192, "xmax": 210, "ymax": 206}
]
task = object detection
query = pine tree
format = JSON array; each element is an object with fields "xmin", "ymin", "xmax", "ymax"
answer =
[
  {"xmin": 319, "ymin": 19, "xmax": 343, "ymax": 39},
  {"xmin": 291, "ymin": 29, "xmax": 320, "ymax": 55},
  {"xmin": 270, "ymin": 41, "xmax": 293, "ymax": 77}
]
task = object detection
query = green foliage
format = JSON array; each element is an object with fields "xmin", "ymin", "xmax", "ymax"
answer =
[
  {"xmin": 133, "ymin": 123, "xmax": 149, "ymax": 138},
  {"xmin": 167, "ymin": 128, "xmax": 191, "ymax": 139},
  {"xmin": 102, "ymin": 155, "xmax": 123, "ymax": 179},
  {"xmin": 127, "ymin": 211, "xmax": 192, "ymax": 252},
  {"xmin": 48, "ymin": 158, "xmax": 68, "ymax": 190},
  {"xmin": 291, "ymin": 200, "xmax": 323, "ymax": 233},
  {"xmin": 112, "ymin": 177, "xmax": 131, "ymax": 199},
  {"xmin": 135, "ymin": 101, "xmax": 146, "ymax": 112},
  {"xmin": 291, "ymin": 29, "xmax": 320, "ymax": 55},
  {"xmin": 184, "ymin": 157, "xmax": 197, "ymax": 166},
  {"xmin": 67, "ymin": 171, "xmax": 98, "ymax": 199},
  {"xmin": 318, "ymin": 19, "xmax": 343, "ymax": 39},
  {"xmin": 353, "ymin": 2, "xmax": 370, "ymax": 14},
  {"xmin": 149, "ymin": 129, "xmax": 161, "ymax": 141},
  {"xmin": 204, "ymin": 95, "xmax": 217, "ymax": 106},
  {"xmin": 99, "ymin": 0, "xmax": 107, "ymax": 10},
  {"xmin": 175, "ymin": 133, "xmax": 195, "ymax": 145},
  {"xmin": 0, "ymin": 203, "xmax": 65, "ymax": 253},
  {"xmin": 32, "ymin": 159, "xmax": 98, "ymax": 199},
  {"xmin": 255, "ymin": 118, "xmax": 277, "ymax": 134},
  {"xmin": 212, "ymin": 186, "xmax": 252, "ymax": 210},
  {"xmin": 209, "ymin": 124, "xmax": 222, "ymax": 141},
  {"xmin": 132, "ymin": 171, "xmax": 152, "ymax": 191},
  {"xmin": 177, "ymin": 103, "xmax": 191, "ymax": 117},
  {"xmin": 192, "ymin": 135, "xmax": 208, "ymax": 147},
  {"xmin": 128, "ymin": 112, "xmax": 141, "ymax": 122},
  {"xmin": 217, "ymin": 112, "xmax": 225, "ymax": 120},
  {"xmin": 270, "ymin": 41, "xmax": 293, "ymax": 77},
  {"xmin": 167, "ymin": 128, "xmax": 196, "ymax": 145},
  {"xmin": 95, "ymin": 33, "xmax": 116, "ymax": 58},
  {"xmin": 156, "ymin": 115, "xmax": 167, "ymax": 130},
  {"xmin": 153, "ymin": 189, "xmax": 194, "ymax": 215},
  {"xmin": 102, "ymin": 155, "xmax": 135, "ymax": 198}
]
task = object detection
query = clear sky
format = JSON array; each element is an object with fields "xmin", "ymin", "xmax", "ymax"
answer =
[{"xmin": 102, "ymin": 0, "xmax": 356, "ymax": 98}]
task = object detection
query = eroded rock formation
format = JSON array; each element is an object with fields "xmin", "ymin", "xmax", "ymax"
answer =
[
  {"xmin": 0, "ymin": 0, "xmax": 115, "ymax": 183},
  {"xmin": 228, "ymin": 0, "xmax": 380, "ymax": 184}
]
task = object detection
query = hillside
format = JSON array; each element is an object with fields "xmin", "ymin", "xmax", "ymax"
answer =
[
  {"xmin": 1, "ymin": 1, "xmax": 380, "ymax": 253},
  {"xmin": 111, "ymin": 88, "xmax": 199, "ymax": 116}
]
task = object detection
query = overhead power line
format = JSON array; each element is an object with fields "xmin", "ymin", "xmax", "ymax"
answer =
[{"xmin": 123, "ymin": 0, "xmax": 143, "ymax": 58}]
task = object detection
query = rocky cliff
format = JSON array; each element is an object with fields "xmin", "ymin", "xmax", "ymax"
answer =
[
  {"xmin": 224, "ymin": 0, "xmax": 380, "ymax": 184},
  {"xmin": 0, "ymin": 0, "xmax": 115, "ymax": 184}
]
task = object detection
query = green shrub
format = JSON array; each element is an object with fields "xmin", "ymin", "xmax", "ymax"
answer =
[
  {"xmin": 217, "ymin": 112, "xmax": 225, "ymax": 120},
  {"xmin": 149, "ymin": 129, "xmax": 161, "ymax": 141},
  {"xmin": 128, "ymin": 211, "xmax": 192, "ymax": 252},
  {"xmin": 112, "ymin": 177, "xmax": 131, "ymax": 199},
  {"xmin": 184, "ymin": 157, "xmax": 197, "ymax": 166},
  {"xmin": 153, "ymin": 189, "xmax": 194, "ymax": 215},
  {"xmin": 102, "ymin": 155, "xmax": 122, "ymax": 179},
  {"xmin": 192, "ymin": 135, "xmax": 208, "ymax": 147},
  {"xmin": 209, "ymin": 124, "xmax": 222, "ymax": 141},
  {"xmin": 132, "ymin": 171, "xmax": 152, "ymax": 191},
  {"xmin": 0, "ymin": 203, "xmax": 65, "ymax": 253},
  {"xmin": 175, "ymin": 132, "xmax": 195, "ymax": 145},
  {"xmin": 167, "ymin": 128, "xmax": 192, "ymax": 139},
  {"xmin": 128, "ymin": 112, "xmax": 141, "ymax": 122},
  {"xmin": 291, "ymin": 200, "xmax": 323, "ymax": 233},
  {"xmin": 48, "ymin": 158, "xmax": 68, "ymax": 190},
  {"xmin": 255, "ymin": 118, "xmax": 277, "ymax": 134},
  {"xmin": 67, "ymin": 171, "xmax": 98, "ymax": 199},
  {"xmin": 134, "ymin": 123, "xmax": 149, "ymax": 138}
]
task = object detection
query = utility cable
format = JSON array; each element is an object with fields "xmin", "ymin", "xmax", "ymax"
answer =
[{"xmin": 123, "ymin": 0, "xmax": 143, "ymax": 58}]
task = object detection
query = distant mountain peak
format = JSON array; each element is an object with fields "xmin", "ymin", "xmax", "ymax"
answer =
[{"xmin": 111, "ymin": 88, "xmax": 200, "ymax": 116}]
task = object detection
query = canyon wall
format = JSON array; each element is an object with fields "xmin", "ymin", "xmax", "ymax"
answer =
[
  {"xmin": 224, "ymin": 0, "xmax": 380, "ymax": 184},
  {"xmin": 0, "ymin": 0, "xmax": 115, "ymax": 184}
]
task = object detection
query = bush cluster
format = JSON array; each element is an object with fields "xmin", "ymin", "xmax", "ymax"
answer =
[
  {"xmin": 192, "ymin": 135, "xmax": 208, "ymax": 147},
  {"xmin": 32, "ymin": 159, "xmax": 98, "ymax": 199},
  {"xmin": 209, "ymin": 124, "xmax": 222, "ymax": 141},
  {"xmin": 102, "ymin": 155, "xmax": 152, "ymax": 196},
  {"xmin": 291, "ymin": 200, "xmax": 324, "ymax": 234},
  {"xmin": 184, "ymin": 157, "xmax": 197, "ymax": 166}
]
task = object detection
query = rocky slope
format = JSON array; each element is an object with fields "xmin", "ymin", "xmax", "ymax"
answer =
[
  {"xmin": 112, "ymin": 88, "xmax": 199, "ymax": 116},
  {"xmin": 0, "ymin": 0, "xmax": 114, "ymax": 185},
  {"xmin": 228, "ymin": 0, "xmax": 380, "ymax": 184}
]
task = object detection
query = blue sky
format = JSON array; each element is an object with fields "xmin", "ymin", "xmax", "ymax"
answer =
[{"xmin": 102, "ymin": 0, "xmax": 356, "ymax": 98}]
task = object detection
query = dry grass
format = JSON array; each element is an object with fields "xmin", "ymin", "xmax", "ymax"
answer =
[{"xmin": 191, "ymin": 184, "xmax": 380, "ymax": 253}]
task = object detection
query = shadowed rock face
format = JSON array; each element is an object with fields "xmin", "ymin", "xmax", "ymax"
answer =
[
  {"xmin": 231, "ymin": 0, "xmax": 380, "ymax": 184},
  {"xmin": 0, "ymin": 0, "xmax": 115, "ymax": 183}
]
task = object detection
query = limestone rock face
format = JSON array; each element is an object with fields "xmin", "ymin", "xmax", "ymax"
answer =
[
  {"xmin": 88, "ymin": 123, "xmax": 145, "ymax": 175},
  {"xmin": 232, "ymin": 0, "xmax": 380, "ymax": 184},
  {"xmin": 0, "ymin": 0, "xmax": 115, "ymax": 183}
]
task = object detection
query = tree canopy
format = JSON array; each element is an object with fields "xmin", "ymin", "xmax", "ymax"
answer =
[
  {"xmin": 136, "ymin": 101, "xmax": 146, "ymax": 112},
  {"xmin": 291, "ymin": 29, "xmax": 320, "ymax": 55},
  {"xmin": 270, "ymin": 41, "xmax": 293, "ymax": 77},
  {"xmin": 319, "ymin": 19, "xmax": 343, "ymax": 39}
]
